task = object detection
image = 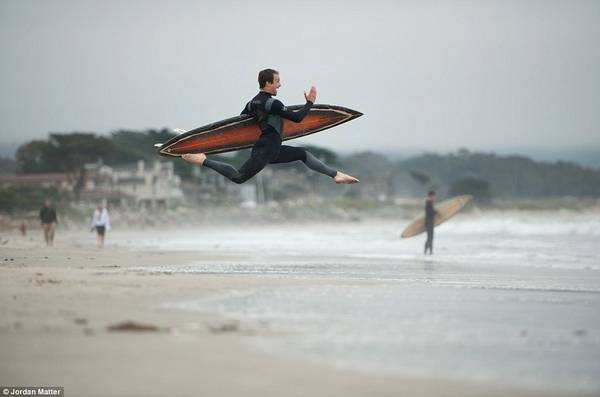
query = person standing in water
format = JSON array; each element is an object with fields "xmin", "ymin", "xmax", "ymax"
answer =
[
  {"xmin": 424, "ymin": 191, "xmax": 437, "ymax": 255},
  {"xmin": 181, "ymin": 68, "xmax": 359, "ymax": 185}
]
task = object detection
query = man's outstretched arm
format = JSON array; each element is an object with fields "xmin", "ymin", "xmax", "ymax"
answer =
[{"xmin": 273, "ymin": 86, "xmax": 317, "ymax": 122}]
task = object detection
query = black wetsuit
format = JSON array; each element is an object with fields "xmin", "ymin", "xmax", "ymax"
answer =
[
  {"xmin": 201, "ymin": 91, "xmax": 337, "ymax": 184},
  {"xmin": 424, "ymin": 200, "xmax": 436, "ymax": 254}
]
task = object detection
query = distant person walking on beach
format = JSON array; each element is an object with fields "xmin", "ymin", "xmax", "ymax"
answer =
[
  {"xmin": 424, "ymin": 191, "xmax": 437, "ymax": 255},
  {"xmin": 39, "ymin": 199, "xmax": 57, "ymax": 246},
  {"xmin": 91, "ymin": 203, "xmax": 110, "ymax": 248}
]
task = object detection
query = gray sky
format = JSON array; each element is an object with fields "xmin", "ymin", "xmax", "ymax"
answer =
[{"xmin": 1, "ymin": 0, "xmax": 599, "ymax": 157}]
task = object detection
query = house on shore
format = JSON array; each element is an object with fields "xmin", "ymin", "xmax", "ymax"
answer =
[{"xmin": 0, "ymin": 160, "xmax": 184, "ymax": 209}]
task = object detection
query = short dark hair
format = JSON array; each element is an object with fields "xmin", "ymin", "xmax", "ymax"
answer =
[
  {"xmin": 428, "ymin": 191, "xmax": 436, "ymax": 196},
  {"xmin": 258, "ymin": 69, "xmax": 278, "ymax": 88}
]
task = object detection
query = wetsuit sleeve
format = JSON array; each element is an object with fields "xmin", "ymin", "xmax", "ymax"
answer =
[
  {"xmin": 240, "ymin": 102, "xmax": 251, "ymax": 115},
  {"xmin": 271, "ymin": 100, "xmax": 313, "ymax": 123}
]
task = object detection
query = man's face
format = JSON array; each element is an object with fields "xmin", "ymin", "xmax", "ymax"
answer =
[{"xmin": 265, "ymin": 74, "xmax": 281, "ymax": 96}]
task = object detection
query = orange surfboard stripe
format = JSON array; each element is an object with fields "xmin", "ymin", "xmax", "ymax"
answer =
[{"xmin": 156, "ymin": 104, "xmax": 362, "ymax": 157}]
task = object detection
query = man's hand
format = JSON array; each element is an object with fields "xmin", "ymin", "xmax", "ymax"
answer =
[{"xmin": 304, "ymin": 86, "xmax": 317, "ymax": 103}]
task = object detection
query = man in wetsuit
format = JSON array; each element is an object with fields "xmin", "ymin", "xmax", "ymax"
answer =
[
  {"xmin": 182, "ymin": 69, "xmax": 359, "ymax": 185},
  {"xmin": 424, "ymin": 191, "xmax": 437, "ymax": 254}
]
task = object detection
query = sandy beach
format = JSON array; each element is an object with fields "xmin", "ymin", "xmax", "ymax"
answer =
[{"xmin": 0, "ymin": 223, "xmax": 593, "ymax": 397}]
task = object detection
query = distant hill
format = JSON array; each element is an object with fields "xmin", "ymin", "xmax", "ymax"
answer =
[
  {"xmin": 375, "ymin": 147, "xmax": 600, "ymax": 171},
  {"xmin": 342, "ymin": 149, "xmax": 600, "ymax": 199},
  {"xmin": 494, "ymin": 147, "xmax": 600, "ymax": 171}
]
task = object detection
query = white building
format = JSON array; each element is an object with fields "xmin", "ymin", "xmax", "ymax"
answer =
[{"xmin": 93, "ymin": 160, "xmax": 184, "ymax": 208}]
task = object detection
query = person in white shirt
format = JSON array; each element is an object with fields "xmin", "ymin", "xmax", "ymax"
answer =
[{"xmin": 91, "ymin": 203, "xmax": 111, "ymax": 248}]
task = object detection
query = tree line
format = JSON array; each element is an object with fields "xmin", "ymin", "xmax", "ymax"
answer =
[
  {"xmin": 341, "ymin": 148, "xmax": 600, "ymax": 200},
  {"xmin": 1, "ymin": 131, "xmax": 599, "ymax": 214}
]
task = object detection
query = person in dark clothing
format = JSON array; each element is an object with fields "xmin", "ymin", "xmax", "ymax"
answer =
[
  {"xmin": 39, "ymin": 199, "xmax": 57, "ymax": 246},
  {"xmin": 182, "ymin": 69, "xmax": 359, "ymax": 185},
  {"xmin": 424, "ymin": 191, "xmax": 437, "ymax": 254}
]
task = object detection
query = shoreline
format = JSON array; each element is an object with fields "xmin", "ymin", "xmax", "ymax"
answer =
[
  {"xmin": 0, "ymin": 230, "xmax": 577, "ymax": 396},
  {"xmin": 3, "ymin": 201, "xmax": 600, "ymax": 237}
]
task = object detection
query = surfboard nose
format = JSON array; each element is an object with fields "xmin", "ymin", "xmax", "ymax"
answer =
[{"xmin": 323, "ymin": 105, "xmax": 363, "ymax": 119}]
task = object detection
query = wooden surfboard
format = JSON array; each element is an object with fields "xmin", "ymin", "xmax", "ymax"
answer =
[
  {"xmin": 400, "ymin": 195, "xmax": 472, "ymax": 238},
  {"xmin": 155, "ymin": 104, "xmax": 363, "ymax": 157}
]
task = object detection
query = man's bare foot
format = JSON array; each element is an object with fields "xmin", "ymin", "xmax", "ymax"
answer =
[
  {"xmin": 334, "ymin": 172, "xmax": 360, "ymax": 184},
  {"xmin": 182, "ymin": 153, "xmax": 206, "ymax": 166}
]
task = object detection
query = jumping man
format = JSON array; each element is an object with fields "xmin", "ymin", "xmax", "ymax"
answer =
[{"xmin": 182, "ymin": 69, "xmax": 359, "ymax": 185}]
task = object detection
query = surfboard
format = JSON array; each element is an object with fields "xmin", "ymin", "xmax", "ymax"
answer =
[
  {"xmin": 400, "ymin": 195, "xmax": 472, "ymax": 238},
  {"xmin": 155, "ymin": 104, "xmax": 363, "ymax": 157}
]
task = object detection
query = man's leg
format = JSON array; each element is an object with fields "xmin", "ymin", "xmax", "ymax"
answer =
[
  {"xmin": 425, "ymin": 226, "xmax": 434, "ymax": 254},
  {"xmin": 430, "ymin": 232, "xmax": 434, "ymax": 254},
  {"xmin": 97, "ymin": 226, "xmax": 105, "ymax": 248},
  {"xmin": 182, "ymin": 134, "xmax": 279, "ymax": 184},
  {"xmin": 274, "ymin": 146, "xmax": 359, "ymax": 184},
  {"xmin": 48, "ymin": 223, "xmax": 55, "ymax": 246},
  {"xmin": 42, "ymin": 223, "xmax": 50, "ymax": 246}
]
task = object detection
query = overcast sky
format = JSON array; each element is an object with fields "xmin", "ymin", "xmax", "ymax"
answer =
[{"xmin": 1, "ymin": 0, "xmax": 599, "ymax": 158}]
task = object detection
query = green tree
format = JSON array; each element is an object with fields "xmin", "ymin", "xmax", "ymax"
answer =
[
  {"xmin": 409, "ymin": 170, "xmax": 431, "ymax": 186},
  {"xmin": 15, "ymin": 140, "xmax": 57, "ymax": 174},
  {"xmin": 0, "ymin": 183, "xmax": 69, "ymax": 215},
  {"xmin": 110, "ymin": 129, "xmax": 176, "ymax": 161},
  {"xmin": 109, "ymin": 129, "xmax": 201, "ymax": 181},
  {"xmin": 0, "ymin": 186, "xmax": 17, "ymax": 214},
  {"xmin": 449, "ymin": 176, "xmax": 492, "ymax": 203},
  {"xmin": 15, "ymin": 133, "xmax": 116, "ymax": 201},
  {"xmin": 48, "ymin": 133, "xmax": 115, "ymax": 201},
  {"xmin": 0, "ymin": 156, "xmax": 16, "ymax": 175}
]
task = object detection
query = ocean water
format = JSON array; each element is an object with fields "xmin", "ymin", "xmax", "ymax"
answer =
[{"xmin": 123, "ymin": 212, "xmax": 600, "ymax": 393}]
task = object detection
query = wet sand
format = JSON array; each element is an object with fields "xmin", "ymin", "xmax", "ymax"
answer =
[{"xmin": 0, "ymin": 229, "xmax": 564, "ymax": 397}]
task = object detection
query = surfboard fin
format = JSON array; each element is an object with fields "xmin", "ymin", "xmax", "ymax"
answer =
[{"xmin": 154, "ymin": 129, "xmax": 186, "ymax": 149}]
